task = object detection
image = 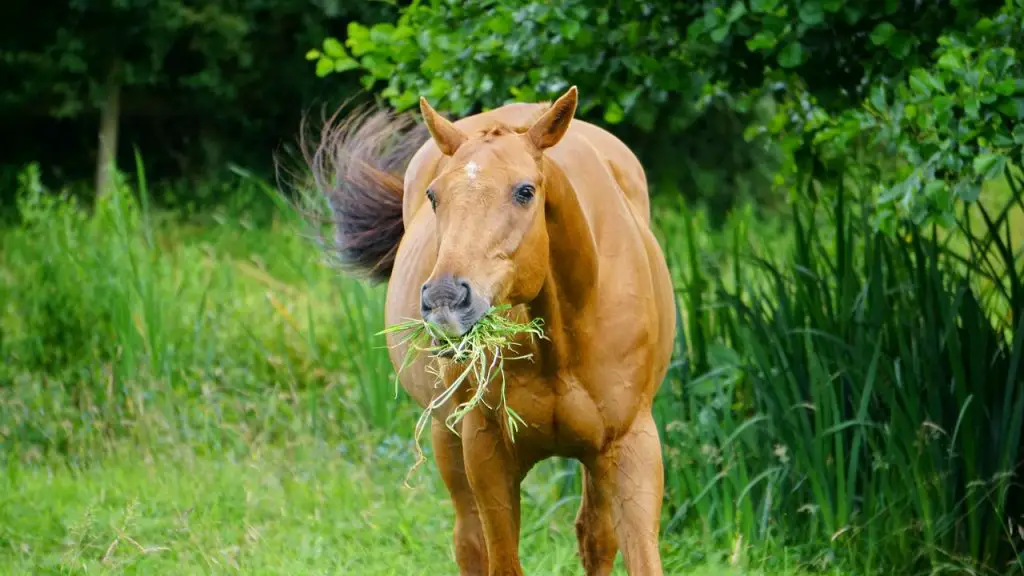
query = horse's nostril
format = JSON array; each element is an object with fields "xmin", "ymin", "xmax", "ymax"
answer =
[
  {"xmin": 455, "ymin": 279, "xmax": 472, "ymax": 309},
  {"xmin": 420, "ymin": 282, "xmax": 435, "ymax": 314}
]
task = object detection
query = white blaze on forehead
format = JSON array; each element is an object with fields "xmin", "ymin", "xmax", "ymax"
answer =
[{"xmin": 464, "ymin": 161, "xmax": 480, "ymax": 180}]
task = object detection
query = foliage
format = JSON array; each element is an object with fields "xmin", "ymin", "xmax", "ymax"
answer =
[
  {"xmin": 309, "ymin": 0, "xmax": 1017, "ymax": 226},
  {"xmin": 803, "ymin": 2, "xmax": 1024, "ymax": 230},
  {"xmin": 310, "ymin": 0, "xmax": 992, "ymax": 125}
]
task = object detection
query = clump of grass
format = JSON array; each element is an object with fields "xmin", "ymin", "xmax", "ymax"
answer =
[{"xmin": 379, "ymin": 304, "xmax": 545, "ymax": 477}]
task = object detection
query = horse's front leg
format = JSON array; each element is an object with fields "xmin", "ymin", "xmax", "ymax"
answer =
[
  {"xmin": 432, "ymin": 419, "xmax": 488, "ymax": 575},
  {"xmin": 461, "ymin": 409, "xmax": 524, "ymax": 576},
  {"xmin": 591, "ymin": 411, "xmax": 665, "ymax": 575}
]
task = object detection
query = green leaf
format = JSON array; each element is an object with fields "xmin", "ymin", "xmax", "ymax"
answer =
[
  {"xmin": 994, "ymin": 79, "xmax": 1017, "ymax": 96},
  {"xmin": 560, "ymin": 19, "xmax": 581, "ymax": 39},
  {"xmin": 727, "ymin": 1, "xmax": 748, "ymax": 23},
  {"xmin": 799, "ymin": 2, "xmax": 825, "ymax": 26},
  {"xmin": 322, "ymin": 38, "xmax": 346, "ymax": 59},
  {"xmin": 1014, "ymin": 125, "xmax": 1024, "ymax": 145},
  {"xmin": 973, "ymin": 153, "xmax": 1007, "ymax": 181},
  {"xmin": 392, "ymin": 90, "xmax": 419, "ymax": 111},
  {"xmin": 938, "ymin": 51, "xmax": 964, "ymax": 71},
  {"xmin": 488, "ymin": 14, "xmax": 512, "ymax": 35},
  {"xmin": 746, "ymin": 31, "xmax": 777, "ymax": 51},
  {"xmin": 711, "ymin": 25, "xmax": 731, "ymax": 43},
  {"xmin": 910, "ymin": 68, "xmax": 944, "ymax": 95},
  {"xmin": 305, "ymin": 49, "xmax": 321, "ymax": 61},
  {"xmin": 993, "ymin": 134, "xmax": 1015, "ymax": 147},
  {"xmin": 965, "ymin": 97, "xmax": 980, "ymax": 119},
  {"xmin": 750, "ymin": 0, "xmax": 779, "ymax": 13},
  {"xmin": 887, "ymin": 31, "xmax": 913, "ymax": 60},
  {"xmin": 315, "ymin": 58, "xmax": 334, "ymax": 78},
  {"xmin": 777, "ymin": 42, "xmax": 804, "ymax": 68},
  {"xmin": 869, "ymin": 84, "xmax": 886, "ymax": 111},
  {"xmin": 909, "ymin": 73, "xmax": 931, "ymax": 96},
  {"xmin": 923, "ymin": 180, "xmax": 946, "ymax": 199},
  {"xmin": 869, "ymin": 23, "xmax": 896, "ymax": 46},
  {"xmin": 954, "ymin": 180, "xmax": 981, "ymax": 202},
  {"xmin": 334, "ymin": 57, "xmax": 358, "ymax": 73},
  {"xmin": 996, "ymin": 98, "xmax": 1024, "ymax": 119},
  {"xmin": 346, "ymin": 22, "xmax": 372, "ymax": 56},
  {"xmin": 603, "ymin": 101, "xmax": 625, "ymax": 124}
]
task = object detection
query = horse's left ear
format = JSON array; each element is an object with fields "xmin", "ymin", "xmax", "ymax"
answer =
[
  {"xmin": 526, "ymin": 86, "xmax": 578, "ymax": 150},
  {"xmin": 419, "ymin": 96, "xmax": 467, "ymax": 156}
]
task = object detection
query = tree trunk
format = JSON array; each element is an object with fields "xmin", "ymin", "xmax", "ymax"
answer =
[{"xmin": 94, "ymin": 61, "xmax": 122, "ymax": 198}]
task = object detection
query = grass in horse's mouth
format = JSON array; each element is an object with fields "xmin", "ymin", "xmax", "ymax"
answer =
[{"xmin": 379, "ymin": 304, "xmax": 545, "ymax": 480}]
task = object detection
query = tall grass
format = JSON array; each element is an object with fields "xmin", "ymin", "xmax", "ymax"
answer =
[
  {"xmin": 0, "ymin": 161, "xmax": 413, "ymax": 463},
  {"xmin": 658, "ymin": 167, "xmax": 1024, "ymax": 574}
]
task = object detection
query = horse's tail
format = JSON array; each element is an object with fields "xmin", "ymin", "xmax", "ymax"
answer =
[{"xmin": 303, "ymin": 106, "xmax": 428, "ymax": 283}]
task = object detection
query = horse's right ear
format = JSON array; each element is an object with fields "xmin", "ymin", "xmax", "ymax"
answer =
[
  {"xmin": 419, "ymin": 97, "xmax": 467, "ymax": 156},
  {"xmin": 526, "ymin": 86, "xmax": 577, "ymax": 150}
]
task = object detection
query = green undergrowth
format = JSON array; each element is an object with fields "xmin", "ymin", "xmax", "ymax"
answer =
[{"xmin": 3, "ymin": 158, "xmax": 1022, "ymax": 574}]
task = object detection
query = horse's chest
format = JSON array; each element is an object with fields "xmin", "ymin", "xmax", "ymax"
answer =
[{"xmin": 487, "ymin": 369, "xmax": 622, "ymax": 458}]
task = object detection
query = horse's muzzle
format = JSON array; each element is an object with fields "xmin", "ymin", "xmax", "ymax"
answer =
[{"xmin": 420, "ymin": 274, "xmax": 488, "ymax": 337}]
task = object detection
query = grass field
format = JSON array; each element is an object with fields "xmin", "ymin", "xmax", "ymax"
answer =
[{"xmin": 1, "ymin": 435, "xmax": 828, "ymax": 575}]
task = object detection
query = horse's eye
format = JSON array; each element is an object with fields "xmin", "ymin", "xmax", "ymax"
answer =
[
  {"xmin": 513, "ymin": 184, "xmax": 535, "ymax": 205},
  {"xmin": 426, "ymin": 188, "xmax": 437, "ymax": 211}
]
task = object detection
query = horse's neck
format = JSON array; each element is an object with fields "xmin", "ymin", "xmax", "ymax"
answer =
[{"xmin": 529, "ymin": 159, "xmax": 599, "ymax": 370}]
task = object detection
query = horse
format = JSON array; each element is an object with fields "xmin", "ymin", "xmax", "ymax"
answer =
[{"xmin": 307, "ymin": 86, "xmax": 676, "ymax": 575}]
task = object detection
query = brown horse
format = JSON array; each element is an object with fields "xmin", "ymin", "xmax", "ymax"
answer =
[{"xmin": 307, "ymin": 86, "xmax": 676, "ymax": 575}]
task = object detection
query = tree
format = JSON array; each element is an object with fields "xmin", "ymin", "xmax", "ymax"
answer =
[{"xmin": 0, "ymin": 0, "xmax": 397, "ymax": 201}]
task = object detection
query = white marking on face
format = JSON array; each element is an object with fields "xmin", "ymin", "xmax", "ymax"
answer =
[{"xmin": 465, "ymin": 161, "xmax": 480, "ymax": 180}]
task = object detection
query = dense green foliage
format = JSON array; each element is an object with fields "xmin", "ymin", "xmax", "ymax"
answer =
[{"xmin": 314, "ymin": 0, "xmax": 1022, "ymax": 225}]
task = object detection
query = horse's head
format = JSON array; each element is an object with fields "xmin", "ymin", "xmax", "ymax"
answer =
[{"xmin": 417, "ymin": 87, "xmax": 578, "ymax": 337}]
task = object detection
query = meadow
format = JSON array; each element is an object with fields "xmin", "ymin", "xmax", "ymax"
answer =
[{"xmin": 2, "ymin": 154, "xmax": 1022, "ymax": 575}]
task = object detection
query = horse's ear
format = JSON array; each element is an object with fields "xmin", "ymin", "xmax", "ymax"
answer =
[
  {"xmin": 419, "ymin": 97, "xmax": 467, "ymax": 156},
  {"xmin": 526, "ymin": 86, "xmax": 578, "ymax": 150}
]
